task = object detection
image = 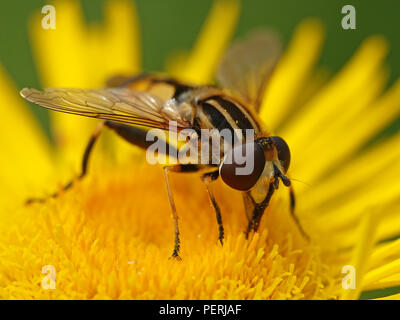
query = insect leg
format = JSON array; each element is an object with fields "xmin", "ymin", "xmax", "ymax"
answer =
[
  {"xmin": 245, "ymin": 183, "xmax": 275, "ymax": 238},
  {"xmin": 162, "ymin": 164, "xmax": 201, "ymax": 260},
  {"xmin": 25, "ymin": 121, "xmax": 105, "ymax": 205},
  {"xmin": 201, "ymin": 170, "xmax": 224, "ymax": 245},
  {"xmin": 163, "ymin": 166, "xmax": 181, "ymax": 260},
  {"xmin": 288, "ymin": 186, "xmax": 310, "ymax": 241}
]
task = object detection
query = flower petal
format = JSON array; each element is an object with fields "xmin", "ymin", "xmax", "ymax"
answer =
[
  {"xmin": 261, "ymin": 19, "xmax": 325, "ymax": 131},
  {"xmin": 363, "ymin": 259, "xmax": 400, "ymax": 290},
  {"xmin": 172, "ymin": 0, "xmax": 240, "ymax": 84},
  {"xmin": 0, "ymin": 65, "xmax": 53, "ymax": 206},
  {"xmin": 28, "ymin": 0, "xmax": 98, "ymax": 167},
  {"xmin": 340, "ymin": 210, "xmax": 379, "ymax": 300},
  {"xmin": 283, "ymin": 36, "xmax": 389, "ymax": 177},
  {"xmin": 28, "ymin": 0, "xmax": 142, "ymax": 167}
]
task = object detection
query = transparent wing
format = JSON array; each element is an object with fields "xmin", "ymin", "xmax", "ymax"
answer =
[
  {"xmin": 217, "ymin": 29, "xmax": 282, "ymax": 112},
  {"xmin": 20, "ymin": 87, "xmax": 190, "ymax": 130}
]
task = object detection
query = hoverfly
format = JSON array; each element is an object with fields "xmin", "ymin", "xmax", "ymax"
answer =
[{"xmin": 20, "ymin": 30, "xmax": 308, "ymax": 259}]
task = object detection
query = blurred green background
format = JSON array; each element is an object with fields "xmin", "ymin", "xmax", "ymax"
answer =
[{"xmin": 0, "ymin": 0, "xmax": 399, "ymax": 299}]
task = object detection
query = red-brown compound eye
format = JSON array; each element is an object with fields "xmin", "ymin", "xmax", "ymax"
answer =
[
  {"xmin": 219, "ymin": 142, "xmax": 266, "ymax": 191},
  {"xmin": 270, "ymin": 136, "xmax": 290, "ymax": 173}
]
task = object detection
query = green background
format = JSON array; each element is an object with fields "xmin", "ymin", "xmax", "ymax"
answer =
[{"xmin": 1, "ymin": 0, "xmax": 399, "ymax": 299}]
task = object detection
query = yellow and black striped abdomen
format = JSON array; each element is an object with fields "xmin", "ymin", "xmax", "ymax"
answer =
[{"xmin": 195, "ymin": 93, "xmax": 264, "ymax": 141}]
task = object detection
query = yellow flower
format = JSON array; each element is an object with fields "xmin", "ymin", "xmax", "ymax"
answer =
[{"xmin": 1, "ymin": 0, "xmax": 400, "ymax": 300}]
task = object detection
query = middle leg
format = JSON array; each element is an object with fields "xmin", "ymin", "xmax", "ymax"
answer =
[
  {"xmin": 163, "ymin": 164, "xmax": 201, "ymax": 259},
  {"xmin": 201, "ymin": 170, "xmax": 224, "ymax": 245}
]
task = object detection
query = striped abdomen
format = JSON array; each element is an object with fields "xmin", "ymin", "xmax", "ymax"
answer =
[{"xmin": 195, "ymin": 93, "xmax": 263, "ymax": 143}]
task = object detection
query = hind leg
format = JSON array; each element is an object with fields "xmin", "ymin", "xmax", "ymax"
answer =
[{"xmin": 25, "ymin": 121, "xmax": 105, "ymax": 205}]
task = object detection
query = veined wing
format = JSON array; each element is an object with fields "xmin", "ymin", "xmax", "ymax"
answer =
[
  {"xmin": 20, "ymin": 87, "xmax": 190, "ymax": 130},
  {"xmin": 217, "ymin": 29, "xmax": 282, "ymax": 112}
]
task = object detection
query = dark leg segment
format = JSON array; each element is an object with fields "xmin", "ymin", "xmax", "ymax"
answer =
[
  {"xmin": 245, "ymin": 183, "xmax": 275, "ymax": 238},
  {"xmin": 245, "ymin": 164, "xmax": 292, "ymax": 238},
  {"xmin": 25, "ymin": 122, "xmax": 105, "ymax": 205},
  {"xmin": 201, "ymin": 170, "xmax": 224, "ymax": 245}
]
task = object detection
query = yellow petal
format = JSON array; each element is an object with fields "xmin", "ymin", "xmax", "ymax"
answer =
[
  {"xmin": 0, "ymin": 65, "xmax": 53, "ymax": 206},
  {"xmin": 374, "ymin": 292, "xmax": 400, "ymax": 300},
  {"xmin": 283, "ymin": 35, "xmax": 389, "ymax": 159},
  {"xmin": 172, "ymin": 0, "xmax": 240, "ymax": 84},
  {"xmin": 340, "ymin": 210, "xmax": 379, "ymax": 300},
  {"xmin": 261, "ymin": 19, "xmax": 325, "ymax": 131},
  {"xmin": 363, "ymin": 271, "xmax": 400, "ymax": 291},
  {"xmin": 28, "ymin": 0, "xmax": 142, "ymax": 170},
  {"xmin": 92, "ymin": 0, "xmax": 142, "ymax": 164},
  {"xmin": 28, "ymin": 0, "xmax": 97, "ymax": 169},
  {"xmin": 363, "ymin": 259, "xmax": 400, "ymax": 288},
  {"xmin": 95, "ymin": 0, "xmax": 141, "ymax": 82},
  {"xmin": 299, "ymin": 132, "xmax": 400, "ymax": 213},
  {"xmin": 292, "ymin": 67, "xmax": 389, "ymax": 185}
]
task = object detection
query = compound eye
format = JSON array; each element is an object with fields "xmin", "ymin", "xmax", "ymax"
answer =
[
  {"xmin": 219, "ymin": 142, "xmax": 265, "ymax": 191},
  {"xmin": 270, "ymin": 136, "xmax": 291, "ymax": 173}
]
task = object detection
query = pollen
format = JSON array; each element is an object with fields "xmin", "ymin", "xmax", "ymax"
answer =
[{"xmin": 0, "ymin": 160, "xmax": 338, "ymax": 299}]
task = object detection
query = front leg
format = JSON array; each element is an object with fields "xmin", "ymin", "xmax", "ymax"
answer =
[
  {"xmin": 245, "ymin": 164, "xmax": 292, "ymax": 237},
  {"xmin": 245, "ymin": 183, "xmax": 275, "ymax": 238}
]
